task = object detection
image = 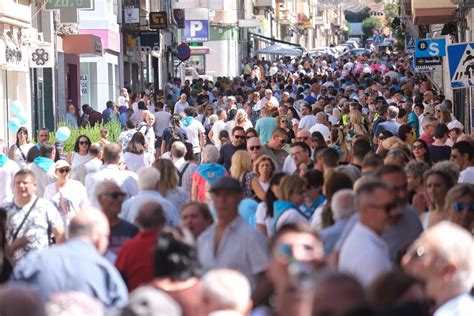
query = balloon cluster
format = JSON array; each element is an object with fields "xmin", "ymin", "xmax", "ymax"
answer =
[
  {"xmin": 7, "ymin": 101, "xmax": 28, "ymax": 132},
  {"xmin": 55, "ymin": 126, "xmax": 71, "ymax": 142}
]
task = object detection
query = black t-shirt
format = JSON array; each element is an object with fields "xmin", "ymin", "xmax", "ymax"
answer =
[
  {"xmin": 162, "ymin": 127, "xmax": 188, "ymax": 144},
  {"xmin": 196, "ymin": 94, "xmax": 210, "ymax": 105},
  {"xmin": 108, "ymin": 219, "xmax": 139, "ymax": 255},
  {"xmin": 217, "ymin": 143, "xmax": 246, "ymax": 171},
  {"xmin": 26, "ymin": 145, "xmax": 40, "ymax": 163},
  {"xmin": 429, "ymin": 145, "xmax": 451, "ymax": 163}
]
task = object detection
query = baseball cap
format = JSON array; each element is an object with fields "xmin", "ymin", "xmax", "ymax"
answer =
[
  {"xmin": 210, "ymin": 177, "xmax": 242, "ymax": 193},
  {"xmin": 55, "ymin": 160, "xmax": 70, "ymax": 169},
  {"xmin": 447, "ymin": 120, "xmax": 464, "ymax": 130}
]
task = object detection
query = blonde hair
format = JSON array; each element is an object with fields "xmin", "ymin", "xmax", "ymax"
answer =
[
  {"xmin": 275, "ymin": 115, "xmax": 289, "ymax": 127},
  {"xmin": 349, "ymin": 110, "xmax": 363, "ymax": 125},
  {"xmin": 230, "ymin": 150, "xmax": 252, "ymax": 180},
  {"xmin": 279, "ymin": 175, "xmax": 307, "ymax": 201},
  {"xmin": 253, "ymin": 155, "xmax": 276, "ymax": 177},
  {"xmin": 152, "ymin": 159, "xmax": 178, "ymax": 195},
  {"xmin": 235, "ymin": 109, "xmax": 248, "ymax": 123}
]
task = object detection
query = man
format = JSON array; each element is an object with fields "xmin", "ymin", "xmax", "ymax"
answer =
[
  {"xmin": 26, "ymin": 128, "xmax": 49, "ymax": 163},
  {"xmin": 102, "ymin": 101, "xmax": 116, "ymax": 124},
  {"xmin": 0, "ymin": 283, "xmax": 46, "ymax": 316},
  {"xmin": 120, "ymin": 167, "xmax": 177, "ymax": 226},
  {"xmin": 338, "ymin": 179, "xmax": 393, "ymax": 286},
  {"xmin": 201, "ymin": 269, "xmax": 252, "ymax": 316},
  {"xmin": 290, "ymin": 142, "xmax": 314, "ymax": 176},
  {"xmin": 217, "ymin": 126, "xmax": 247, "ymax": 171},
  {"xmin": 374, "ymin": 105, "xmax": 401, "ymax": 136},
  {"xmin": 197, "ymin": 177, "xmax": 270, "ymax": 290},
  {"xmin": 371, "ymin": 105, "xmax": 388, "ymax": 143},
  {"xmin": 255, "ymin": 107, "xmax": 277, "ymax": 144},
  {"xmin": 97, "ymin": 180, "xmax": 138, "ymax": 262},
  {"xmin": 80, "ymin": 104, "xmax": 103, "ymax": 127},
  {"xmin": 0, "ymin": 139, "xmax": 20, "ymax": 203},
  {"xmin": 171, "ymin": 141, "xmax": 197, "ymax": 199},
  {"xmin": 419, "ymin": 115, "xmax": 438, "ymax": 145},
  {"xmin": 173, "ymin": 93, "xmax": 189, "ymax": 115},
  {"xmin": 74, "ymin": 142, "xmax": 103, "ymax": 185},
  {"xmin": 318, "ymin": 147, "xmax": 339, "ymax": 175},
  {"xmin": 116, "ymin": 202, "xmax": 165, "ymax": 291},
  {"xmin": 11, "ymin": 207, "xmax": 128, "ymax": 308},
  {"xmin": 1, "ymin": 170, "xmax": 64, "ymax": 263},
  {"xmin": 209, "ymin": 108, "xmax": 228, "ymax": 149},
  {"xmin": 181, "ymin": 107, "xmax": 205, "ymax": 162},
  {"xmin": 309, "ymin": 112, "xmax": 330, "ymax": 142},
  {"xmin": 402, "ymin": 222, "xmax": 473, "ymax": 315},
  {"xmin": 404, "ymin": 102, "xmax": 420, "ymax": 138},
  {"xmin": 153, "ymin": 102, "xmax": 172, "ymax": 157},
  {"xmin": 298, "ymin": 103, "xmax": 317, "ymax": 131},
  {"xmin": 283, "ymin": 129, "xmax": 312, "ymax": 174},
  {"xmin": 247, "ymin": 137, "xmax": 264, "ymax": 162},
  {"xmin": 349, "ymin": 138, "xmax": 371, "ymax": 170},
  {"xmin": 259, "ymin": 89, "xmax": 279, "ymax": 108},
  {"xmin": 265, "ymin": 223, "xmax": 325, "ymax": 315},
  {"xmin": 262, "ymin": 128, "xmax": 289, "ymax": 171},
  {"xmin": 422, "ymin": 89, "xmax": 434, "ymax": 112},
  {"xmin": 86, "ymin": 143, "xmax": 139, "ymax": 207},
  {"xmin": 451, "ymin": 141, "xmax": 474, "ymax": 184},
  {"xmin": 30, "ymin": 142, "xmax": 56, "ymax": 197}
]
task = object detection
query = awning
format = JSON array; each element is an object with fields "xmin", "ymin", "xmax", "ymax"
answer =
[
  {"xmin": 257, "ymin": 43, "xmax": 304, "ymax": 57},
  {"xmin": 249, "ymin": 32, "xmax": 302, "ymax": 48},
  {"xmin": 63, "ymin": 34, "xmax": 103, "ymax": 57}
]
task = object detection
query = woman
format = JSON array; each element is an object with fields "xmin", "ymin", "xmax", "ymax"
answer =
[
  {"xmin": 161, "ymin": 115, "xmax": 188, "ymax": 156},
  {"xmin": 65, "ymin": 103, "xmax": 78, "ymax": 128},
  {"xmin": 329, "ymin": 127, "xmax": 349, "ymax": 162},
  {"xmin": 192, "ymin": 145, "xmax": 227, "ymax": 204},
  {"xmin": 152, "ymin": 159, "xmax": 189, "ymax": 211},
  {"xmin": 8, "ymin": 127, "xmax": 34, "ymax": 168},
  {"xmin": 137, "ymin": 111, "xmax": 156, "ymax": 163},
  {"xmin": 347, "ymin": 110, "xmax": 366, "ymax": 138},
  {"xmin": 233, "ymin": 109, "xmax": 253, "ymax": 131},
  {"xmin": 384, "ymin": 149, "xmax": 410, "ymax": 167},
  {"xmin": 252, "ymin": 155, "xmax": 276, "ymax": 201},
  {"xmin": 44, "ymin": 160, "xmax": 89, "ymax": 234},
  {"xmin": 273, "ymin": 175, "xmax": 309, "ymax": 232},
  {"xmin": 67, "ymin": 135, "xmax": 91, "ymax": 181},
  {"xmin": 245, "ymin": 128, "xmax": 258, "ymax": 140},
  {"xmin": 151, "ymin": 228, "xmax": 202, "ymax": 316},
  {"xmin": 445, "ymin": 184, "xmax": 474, "ymax": 233},
  {"xmin": 229, "ymin": 150, "xmax": 261, "ymax": 200},
  {"xmin": 123, "ymin": 132, "xmax": 148, "ymax": 172},
  {"xmin": 276, "ymin": 115, "xmax": 294, "ymax": 144},
  {"xmin": 404, "ymin": 160, "xmax": 430, "ymax": 217},
  {"xmin": 255, "ymin": 172, "xmax": 286, "ymax": 237},
  {"xmin": 303, "ymin": 170, "xmax": 326, "ymax": 219},
  {"xmin": 423, "ymin": 169, "xmax": 455, "ymax": 229},
  {"xmin": 180, "ymin": 202, "xmax": 214, "ymax": 239},
  {"xmin": 412, "ymin": 139, "xmax": 431, "ymax": 165}
]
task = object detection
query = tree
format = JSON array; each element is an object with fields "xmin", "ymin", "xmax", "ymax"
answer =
[
  {"xmin": 344, "ymin": 7, "xmax": 370, "ymax": 23},
  {"xmin": 362, "ymin": 17, "xmax": 382, "ymax": 39}
]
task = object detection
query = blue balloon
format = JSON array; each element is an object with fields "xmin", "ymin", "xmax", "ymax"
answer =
[
  {"xmin": 10, "ymin": 100, "xmax": 23, "ymax": 116},
  {"xmin": 56, "ymin": 126, "xmax": 71, "ymax": 141},
  {"xmin": 16, "ymin": 111, "xmax": 28, "ymax": 125},
  {"xmin": 7, "ymin": 118, "xmax": 21, "ymax": 132}
]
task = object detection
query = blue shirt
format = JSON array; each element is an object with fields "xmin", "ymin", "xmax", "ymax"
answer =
[
  {"xmin": 255, "ymin": 117, "xmax": 276, "ymax": 144},
  {"xmin": 102, "ymin": 108, "xmax": 114, "ymax": 124},
  {"xmin": 375, "ymin": 119, "xmax": 401, "ymax": 136},
  {"xmin": 12, "ymin": 238, "xmax": 128, "ymax": 309}
]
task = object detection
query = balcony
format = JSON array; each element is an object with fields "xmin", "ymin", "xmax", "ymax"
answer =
[
  {"xmin": 0, "ymin": 0, "xmax": 31, "ymax": 28},
  {"xmin": 411, "ymin": 0, "xmax": 456, "ymax": 25}
]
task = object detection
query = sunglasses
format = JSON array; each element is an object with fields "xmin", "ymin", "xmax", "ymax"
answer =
[
  {"xmin": 234, "ymin": 135, "xmax": 246, "ymax": 140},
  {"xmin": 281, "ymin": 120, "xmax": 288, "ymax": 123},
  {"xmin": 412, "ymin": 144, "xmax": 424, "ymax": 150},
  {"xmin": 79, "ymin": 141, "xmax": 89, "ymax": 145},
  {"xmin": 104, "ymin": 192, "xmax": 126, "ymax": 199},
  {"xmin": 249, "ymin": 145, "xmax": 262, "ymax": 151},
  {"xmin": 57, "ymin": 167, "xmax": 71, "ymax": 174},
  {"xmin": 452, "ymin": 202, "xmax": 474, "ymax": 213}
]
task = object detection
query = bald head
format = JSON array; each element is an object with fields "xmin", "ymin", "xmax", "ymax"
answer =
[
  {"xmin": 69, "ymin": 207, "xmax": 110, "ymax": 254},
  {"xmin": 0, "ymin": 283, "xmax": 46, "ymax": 316}
]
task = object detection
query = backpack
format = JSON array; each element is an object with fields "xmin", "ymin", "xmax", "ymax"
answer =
[
  {"xmin": 137, "ymin": 122, "xmax": 150, "ymax": 136},
  {"xmin": 177, "ymin": 162, "xmax": 190, "ymax": 186}
]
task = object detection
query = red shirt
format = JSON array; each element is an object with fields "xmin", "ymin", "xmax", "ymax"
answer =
[
  {"xmin": 115, "ymin": 228, "xmax": 159, "ymax": 291},
  {"xmin": 419, "ymin": 134, "xmax": 434, "ymax": 145}
]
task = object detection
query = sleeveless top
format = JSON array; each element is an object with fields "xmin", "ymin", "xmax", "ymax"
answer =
[
  {"xmin": 70, "ymin": 152, "xmax": 91, "ymax": 180},
  {"xmin": 12, "ymin": 143, "xmax": 34, "ymax": 168}
]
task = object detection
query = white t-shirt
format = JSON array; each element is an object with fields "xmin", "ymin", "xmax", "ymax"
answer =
[
  {"xmin": 275, "ymin": 208, "xmax": 309, "ymax": 231},
  {"xmin": 210, "ymin": 120, "xmax": 227, "ymax": 149},
  {"xmin": 123, "ymin": 152, "xmax": 148, "ymax": 172},
  {"xmin": 255, "ymin": 202, "xmax": 274, "ymax": 237},
  {"xmin": 183, "ymin": 119, "xmax": 205, "ymax": 154},
  {"xmin": 459, "ymin": 166, "xmax": 474, "ymax": 185},
  {"xmin": 0, "ymin": 158, "xmax": 20, "ymax": 203},
  {"xmin": 153, "ymin": 111, "xmax": 172, "ymax": 137},
  {"xmin": 298, "ymin": 115, "xmax": 317, "ymax": 131},
  {"xmin": 309, "ymin": 123, "xmax": 330, "ymax": 141},
  {"xmin": 174, "ymin": 100, "xmax": 189, "ymax": 114}
]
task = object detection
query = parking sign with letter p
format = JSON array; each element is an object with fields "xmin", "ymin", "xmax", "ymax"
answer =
[{"xmin": 184, "ymin": 19, "xmax": 209, "ymax": 42}]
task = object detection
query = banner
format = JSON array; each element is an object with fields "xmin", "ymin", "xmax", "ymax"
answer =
[{"xmin": 28, "ymin": 45, "xmax": 55, "ymax": 68}]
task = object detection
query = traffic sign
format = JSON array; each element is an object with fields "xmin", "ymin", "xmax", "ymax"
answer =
[
  {"xmin": 176, "ymin": 43, "xmax": 191, "ymax": 61},
  {"xmin": 184, "ymin": 20, "xmax": 209, "ymax": 42},
  {"xmin": 447, "ymin": 42, "xmax": 474, "ymax": 88},
  {"xmin": 372, "ymin": 35, "xmax": 384, "ymax": 45},
  {"xmin": 405, "ymin": 34, "xmax": 414, "ymax": 53},
  {"xmin": 414, "ymin": 38, "xmax": 446, "ymax": 71}
]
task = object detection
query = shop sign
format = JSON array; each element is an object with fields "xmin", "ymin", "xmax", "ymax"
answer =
[
  {"xmin": 80, "ymin": 74, "xmax": 88, "ymax": 94},
  {"xmin": 28, "ymin": 45, "xmax": 55, "ymax": 68},
  {"xmin": 5, "ymin": 47, "xmax": 23, "ymax": 65}
]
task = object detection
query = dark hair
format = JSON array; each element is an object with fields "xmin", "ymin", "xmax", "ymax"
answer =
[
  {"xmin": 265, "ymin": 172, "xmax": 286, "ymax": 218},
  {"xmin": 184, "ymin": 142, "xmax": 194, "ymax": 161},
  {"xmin": 291, "ymin": 141, "xmax": 311, "ymax": 155},
  {"xmin": 137, "ymin": 101, "xmax": 146, "ymax": 110},
  {"xmin": 270, "ymin": 223, "xmax": 320, "ymax": 250},
  {"xmin": 15, "ymin": 127, "xmax": 29, "ymax": 146},
  {"xmin": 73, "ymin": 135, "xmax": 91, "ymax": 152},
  {"xmin": 398, "ymin": 125, "xmax": 412, "ymax": 142},
  {"xmin": 452, "ymin": 141, "xmax": 473, "ymax": 161},
  {"xmin": 136, "ymin": 202, "xmax": 166, "ymax": 229},
  {"xmin": 126, "ymin": 132, "xmax": 146, "ymax": 154},
  {"xmin": 245, "ymin": 127, "xmax": 258, "ymax": 138},
  {"xmin": 154, "ymin": 228, "xmax": 201, "ymax": 281},
  {"xmin": 184, "ymin": 107, "xmax": 196, "ymax": 117},
  {"xmin": 106, "ymin": 101, "xmax": 114, "ymax": 108},
  {"xmin": 311, "ymin": 131, "xmax": 327, "ymax": 148},
  {"xmin": 126, "ymin": 119, "xmax": 136, "ymax": 130},
  {"xmin": 305, "ymin": 170, "xmax": 324, "ymax": 189},
  {"xmin": 374, "ymin": 164, "xmax": 405, "ymax": 178},
  {"xmin": 434, "ymin": 123, "xmax": 449, "ymax": 139},
  {"xmin": 287, "ymin": 107, "xmax": 300, "ymax": 120},
  {"xmin": 181, "ymin": 202, "xmax": 213, "ymax": 223},
  {"xmin": 321, "ymin": 147, "xmax": 339, "ymax": 168},
  {"xmin": 40, "ymin": 142, "xmax": 55, "ymax": 158},
  {"xmin": 412, "ymin": 138, "xmax": 431, "ymax": 164},
  {"xmin": 362, "ymin": 153, "xmax": 384, "ymax": 170},
  {"xmin": 14, "ymin": 169, "xmax": 36, "ymax": 182},
  {"xmin": 232, "ymin": 126, "xmax": 245, "ymax": 135},
  {"xmin": 81, "ymin": 104, "xmax": 90, "ymax": 112},
  {"xmin": 352, "ymin": 139, "xmax": 372, "ymax": 160}
]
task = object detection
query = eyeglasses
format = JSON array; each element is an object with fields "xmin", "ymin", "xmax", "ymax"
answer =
[
  {"xmin": 368, "ymin": 202, "xmax": 397, "ymax": 214},
  {"xmin": 452, "ymin": 202, "xmax": 474, "ymax": 213},
  {"xmin": 79, "ymin": 141, "xmax": 89, "ymax": 145},
  {"xmin": 412, "ymin": 144, "xmax": 425, "ymax": 150},
  {"xmin": 249, "ymin": 145, "xmax": 262, "ymax": 151},
  {"xmin": 103, "ymin": 192, "xmax": 126, "ymax": 199},
  {"xmin": 234, "ymin": 135, "xmax": 246, "ymax": 140},
  {"xmin": 57, "ymin": 167, "xmax": 71, "ymax": 174}
]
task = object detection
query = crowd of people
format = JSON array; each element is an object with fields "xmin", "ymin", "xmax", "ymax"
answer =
[{"xmin": 0, "ymin": 50, "xmax": 473, "ymax": 316}]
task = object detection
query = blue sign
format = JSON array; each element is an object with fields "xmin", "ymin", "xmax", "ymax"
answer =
[
  {"xmin": 176, "ymin": 42, "xmax": 191, "ymax": 61},
  {"xmin": 372, "ymin": 35, "xmax": 384, "ymax": 45},
  {"xmin": 184, "ymin": 20, "xmax": 209, "ymax": 42},
  {"xmin": 415, "ymin": 39, "xmax": 446, "ymax": 57},
  {"xmin": 447, "ymin": 42, "xmax": 474, "ymax": 88},
  {"xmin": 405, "ymin": 34, "xmax": 414, "ymax": 53}
]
